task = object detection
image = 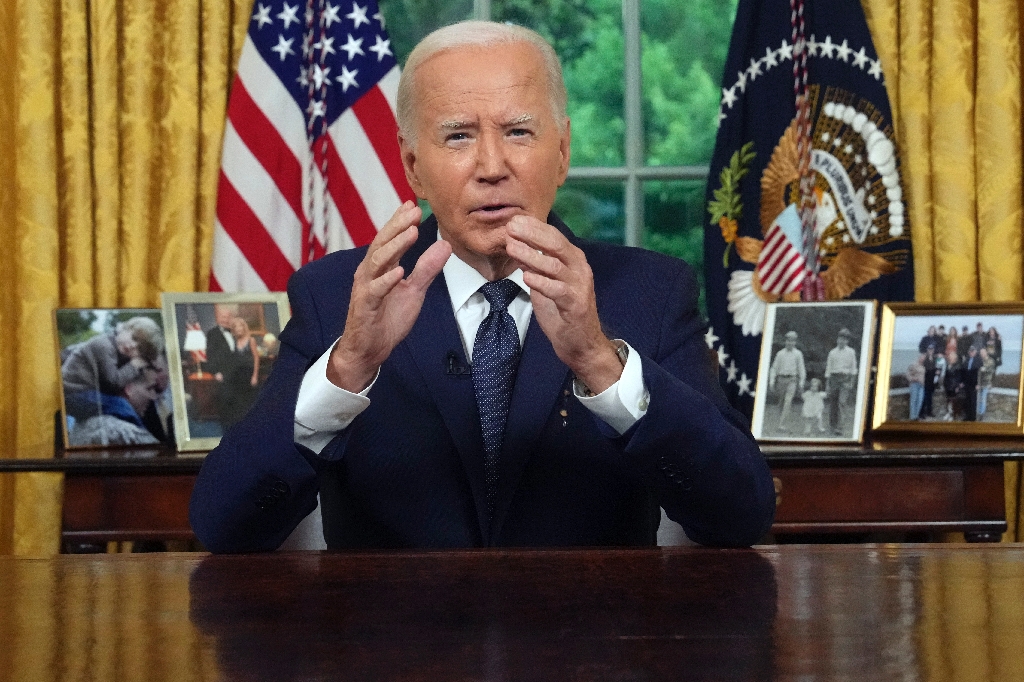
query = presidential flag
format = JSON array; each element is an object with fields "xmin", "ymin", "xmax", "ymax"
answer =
[
  {"xmin": 211, "ymin": 0, "xmax": 415, "ymax": 292},
  {"xmin": 704, "ymin": 0, "xmax": 914, "ymax": 414}
]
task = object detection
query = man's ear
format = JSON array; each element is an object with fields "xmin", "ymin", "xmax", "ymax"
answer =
[
  {"xmin": 556, "ymin": 118, "xmax": 571, "ymax": 186},
  {"xmin": 398, "ymin": 134, "xmax": 425, "ymax": 197}
]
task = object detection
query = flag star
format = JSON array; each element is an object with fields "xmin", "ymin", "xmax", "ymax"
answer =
[
  {"xmin": 704, "ymin": 327, "xmax": 719, "ymax": 348},
  {"xmin": 373, "ymin": 10, "xmax": 385, "ymax": 28},
  {"xmin": 852, "ymin": 47, "xmax": 869, "ymax": 69},
  {"xmin": 763, "ymin": 46, "xmax": 778, "ymax": 68},
  {"xmin": 726, "ymin": 360, "xmax": 738, "ymax": 383},
  {"xmin": 277, "ymin": 3, "xmax": 300, "ymax": 29},
  {"xmin": 717, "ymin": 346, "xmax": 730, "ymax": 367},
  {"xmin": 315, "ymin": 36, "xmax": 336, "ymax": 56},
  {"xmin": 747, "ymin": 57, "xmax": 763, "ymax": 80},
  {"xmin": 736, "ymin": 373, "xmax": 752, "ymax": 396},
  {"xmin": 297, "ymin": 66, "xmax": 308, "ymax": 87},
  {"xmin": 721, "ymin": 86, "xmax": 738, "ymax": 109},
  {"xmin": 307, "ymin": 99, "xmax": 327, "ymax": 119},
  {"xmin": 312, "ymin": 64, "xmax": 331, "ymax": 89},
  {"xmin": 368, "ymin": 34, "xmax": 392, "ymax": 61},
  {"xmin": 337, "ymin": 64, "xmax": 359, "ymax": 91},
  {"xmin": 820, "ymin": 35, "xmax": 836, "ymax": 58},
  {"xmin": 778, "ymin": 39, "xmax": 793, "ymax": 61},
  {"xmin": 252, "ymin": 3, "xmax": 272, "ymax": 28},
  {"xmin": 346, "ymin": 2, "xmax": 370, "ymax": 28},
  {"xmin": 836, "ymin": 39, "xmax": 852, "ymax": 62},
  {"xmin": 341, "ymin": 33, "xmax": 364, "ymax": 60},
  {"xmin": 807, "ymin": 35, "xmax": 819, "ymax": 57},
  {"xmin": 323, "ymin": 2, "xmax": 342, "ymax": 27},
  {"xmin": 868, "ymin": 59, "xmax": 884, "ymax": 80},
  {"xmin": 717, "ymin": 111, "xmax": 727, "ymax": 126},
  {"xmin": 270, "ymin": 35, "xmax": 295, "ymax": 61},
  {"xmin": 735, "ymin": 69, "xmax": 748, "ymax": 93}
]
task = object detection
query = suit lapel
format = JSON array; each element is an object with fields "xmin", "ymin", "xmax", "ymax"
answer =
[{"xmin": 400, "ymin": 217, "xmax": 491, "ymax": 542}]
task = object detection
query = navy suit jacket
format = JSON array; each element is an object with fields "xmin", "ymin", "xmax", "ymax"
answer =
[{"xmin": 189, "ymin": 214, "xmax": 775, "ymax": 552}]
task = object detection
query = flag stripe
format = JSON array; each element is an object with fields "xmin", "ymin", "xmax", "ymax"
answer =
[
  {"xmin": 352, "ymin": 86, "xmax": 416, "ymax": 204},
  {"xmin": 227, "ymin": 81, "xmax": 306, "ymax": 226},
  {"xmin": 237, "ymin": 37, "xmax": 309, "ymax": 162},
  {"xmin": 216, "ymin": 173, "xmax": 296, "ymax": 291},
  {"xmin": 220, "ymin": 122, "xmax": 304, "ymax": 269},
  {"xmin": 320, "ymin": 135, "xmax": 379, "ymax": 246},
  {"xmin": 329, "ymin": 108, "xmax": 402, "ymax": 228},
  {"xmin": 211, "ymin": 224, "xmax": 270, "ymax": 293}
]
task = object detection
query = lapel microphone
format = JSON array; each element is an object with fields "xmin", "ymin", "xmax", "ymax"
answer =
[{"xmin": 446, "ymin": 351, "xmax": 471, "ymax": 377}]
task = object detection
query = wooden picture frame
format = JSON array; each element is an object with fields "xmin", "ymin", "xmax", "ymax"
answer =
[
  {"xmin": 161, "ymin": 293, "xmax": 290, "ymax": 452},
  {"xmin": 54, "ymin": 308, "xmax": 173, "ymax": 449},
  {"xmin": 751, "ymin": 300, "xmax": 877, "ymax": 443},
  {"xmin": 873, "ymin": 302, "xmax": 1024, "ymax": 434}
]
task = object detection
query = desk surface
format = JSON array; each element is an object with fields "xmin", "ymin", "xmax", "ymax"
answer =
[{"xmin": 2, "ymin": 545, "xmax": 1024, "ymax": 681}]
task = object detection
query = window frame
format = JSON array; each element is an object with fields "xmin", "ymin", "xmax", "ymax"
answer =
[{"xmin": 474, "ymin": 0, "xmax": 710, "ymax": 247}]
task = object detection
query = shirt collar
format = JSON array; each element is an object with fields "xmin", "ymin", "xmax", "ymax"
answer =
[{"xmin": 439, "ymin": 232, "xmax": 529, "ymax": 311}]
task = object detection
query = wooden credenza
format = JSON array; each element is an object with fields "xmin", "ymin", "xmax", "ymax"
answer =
[{"xmin": 1, "ymin": 437, "xmax": 1022, "ymax": 548}]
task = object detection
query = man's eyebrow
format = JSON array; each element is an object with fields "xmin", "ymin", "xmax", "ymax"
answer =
[
  {"xmin": 505, "ymin": 114, "xmax": 534, "ymax": 126},
  {"xmin": 440, "ymin": 120, "xmax": 472, "ymax": 129}
]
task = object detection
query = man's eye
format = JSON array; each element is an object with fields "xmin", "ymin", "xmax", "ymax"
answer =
[
  {"xmin": 508, "ymin": 128, "xmax": 531, "ymax": 137},
  {"xmin": 446, "ymin": 132, "xmax": 469, "ymax": 142}
]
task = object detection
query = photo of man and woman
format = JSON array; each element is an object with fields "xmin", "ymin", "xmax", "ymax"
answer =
[
  {"xmin": 56, "ymin": 309, "xmax": 173, "ymax": 448},
  {"xmin": 164, "ymin": 295, "xmax": 288, "ymax": 451},
  {"xmin": 885, "ymin": 314, "xmax": 1022, "ymax": 424}
]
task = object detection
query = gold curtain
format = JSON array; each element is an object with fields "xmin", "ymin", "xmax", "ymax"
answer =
[
  {"xmin": 0, "ymin": 0, "xmax": 251, "ymax": 556},
  {"xmin": 862, "ymin": 0, "xmax": 1024, "ymax": 540}
]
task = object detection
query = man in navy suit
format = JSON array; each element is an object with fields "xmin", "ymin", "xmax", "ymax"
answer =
[{"xmin": 190, "ymin": 21, "xmax": 775, "ymax": 552}]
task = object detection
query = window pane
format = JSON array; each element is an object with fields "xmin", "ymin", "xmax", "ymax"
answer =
[
  {"xmin": 554, "ymin": 180, "xmax": 625, "ymax": 244},
  {"xmin": 493, "ymin": 0, "xmax": 624, "ymax": 167},
  {"xmin": 378, "ymin": 0, "xmax": 474, "ymax": 62},
  {"xmin": 641, "ymin": 0, "xmax": 738, "ymax": 166},
  {"xmin": 643, "ymin": 179, "xmax": 706, "ymax": 314}
]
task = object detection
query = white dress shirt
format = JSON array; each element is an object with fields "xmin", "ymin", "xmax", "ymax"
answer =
[{"xmin": 293, "ymin": 245, "xmax": 650, "ymax": 454}]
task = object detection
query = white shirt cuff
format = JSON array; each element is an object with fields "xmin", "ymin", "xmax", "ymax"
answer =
[
  {"xmin": 293, "ymin": 338, "xmax": 377, "ymax": 454},
  {"xmin": 574, "ymin": 341, "xmax": 650, "ymax": 435}
]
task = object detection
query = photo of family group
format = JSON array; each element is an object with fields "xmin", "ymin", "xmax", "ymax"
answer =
[
  {"xmin": 878, "ymin": 310, "xmax": 1023, "ymax": 428},
  {"xmin": 162, "ymin": 293, "xmax": 290, "ymax": 451},
  {"xmin": 752, "ymin": 301, "xmax": 876, "ymax": 443},
  {"xmin": 55, "ymin": 309, "xmax": 173, "ymax": 448}
]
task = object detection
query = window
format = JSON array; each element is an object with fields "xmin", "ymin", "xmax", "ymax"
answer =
[{"xmin": 380, "ymin": 0, "xmax": 736, "ymax": 296}]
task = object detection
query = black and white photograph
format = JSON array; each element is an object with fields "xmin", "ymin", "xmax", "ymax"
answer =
[
  {"xmin": 162, "ymin": 293, "xmax": 290, "ymax": 452},
  {"xmin": 873, "ymin": 303, "xmax": 1024, "ymax": 434},
  {"xmin": 752, "ymin": 301, "xmax": 876, "ymax": 443},
  {"xmin": 55, "ymin": 308, "xmax": 173, "ymax": 449}
]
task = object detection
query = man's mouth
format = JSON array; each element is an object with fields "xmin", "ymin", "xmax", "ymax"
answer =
[{"xmin": 472, "ymin": 204, "xmax": 521, "ymax": 220}]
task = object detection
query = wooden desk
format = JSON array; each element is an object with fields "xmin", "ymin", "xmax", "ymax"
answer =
[
  {"xmin": 763, "ymin": 436, "xmax": 1024, "ymax": 541},
  {"xmin": 0, "ymin": 445, "xmax": 204, "ymax": 547},
  {"xmin": 1, "ymin": 545, "xmax": 1023, "ymax": 680},
  {"xmin": 2, "ymin": 436, "xmax": 1021, "ymax": 548}
]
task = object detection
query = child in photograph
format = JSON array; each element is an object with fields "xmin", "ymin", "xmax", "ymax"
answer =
[
  {"xmin": 769, "ymin": 330, "xmax": 806, "ymax": 433},
  {"xmin": 802, "ymin": 377, "xmax": 827, "ymax": 434}
]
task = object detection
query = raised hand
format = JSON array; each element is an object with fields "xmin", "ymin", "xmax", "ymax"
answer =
[
  {"xmin": 327, "ymin": 201, "xmax": 452, "ymax": 392},
  {"xmin": 504, "ymin": 215, "xmax": 623, "ymax": 395}
]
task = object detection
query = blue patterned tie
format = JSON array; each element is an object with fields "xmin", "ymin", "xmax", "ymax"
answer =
[{"xmin": 472, "ymin": 279, "xmax": 522, "ymax": 518}]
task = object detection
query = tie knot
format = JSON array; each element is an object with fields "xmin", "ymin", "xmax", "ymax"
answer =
[{"xmin": 479, "ymin": 279, "xmax": 520, "ymax": 312}]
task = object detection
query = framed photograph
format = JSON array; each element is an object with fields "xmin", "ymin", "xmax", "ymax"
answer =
[
  {"xmin": 161, "ymin": 293, "xmax": 290, "ymax": 452},
  {"xmin": 55, "ymin": 308, "xmax": 173, "ymax": 449},
  {"xmin": 873, "ymin": 302, "xmax": 1024, "ymax": 434},
  {"xmin": 752, "ymin": 301, "xmax": 877, "ymax": 443}
]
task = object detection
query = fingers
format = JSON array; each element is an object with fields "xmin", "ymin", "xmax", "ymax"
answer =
[
  {"xmin": 405, "ymin": 239, "xmax": 452, "ymax": 291},
  {"xmin": 364, "ymin": 201, "xmax": 422, "ymax": 277},
  {"xmin": 506, "ymin": 215, "xmax": 569, "ymax": 256}
]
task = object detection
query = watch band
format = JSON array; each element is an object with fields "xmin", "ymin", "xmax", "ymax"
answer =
[{"xmin": 576, "ymin": 340, "xmax": 629, "ymax": 398}]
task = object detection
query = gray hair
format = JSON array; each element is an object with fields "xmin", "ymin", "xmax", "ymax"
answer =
[
  {"xmin": 396, "ymin": 21, "xmax": 568, "ymax": 146},
  {"xmin": 119, "ymin": 316, "xmax": 164, "ymax": 361}
]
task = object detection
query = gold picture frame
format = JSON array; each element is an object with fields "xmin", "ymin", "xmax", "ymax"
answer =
[
  {"xmin": 54, "ymin": 308, "xmax": 172, "ymax": 450},
  {"xmin": 161, "ymin": 292, "xmax": 291, "ymax": 452},
  {"xmin": 751, "ymin": 300, "xmax": 877, "ymax": 443},
  {"xmin": 873, "ymin": 302, "xmax": 1024, "ymax": 434}
]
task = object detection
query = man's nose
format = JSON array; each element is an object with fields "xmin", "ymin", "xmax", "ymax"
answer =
[{"xmin": 475, "ymin": 132, "xmax": 509, "ymax": 183}]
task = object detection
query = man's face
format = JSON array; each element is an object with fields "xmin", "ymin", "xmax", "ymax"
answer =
[
  {"xmin": 399, "ymin": 41, "xmax": 571, "ymax": 263},
  {"xmin": 214, "ymin": 305, "xmax": 234, "ymax": 328},
  {"xmin": 837, "ymin": 336, "xmax": 848, "ymax": 347}
]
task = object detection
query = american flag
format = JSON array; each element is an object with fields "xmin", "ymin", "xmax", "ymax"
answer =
[
  {"xmin": 185, "ymin": 305, "xmax": 207, "ymax": 363},
  {"xmin": 756, "ymin": 204, "xmax": 807, "ymax": 296},
  {"xmin": 211, "ymin": 0, "xmax": 415, "ymax": 292}
]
